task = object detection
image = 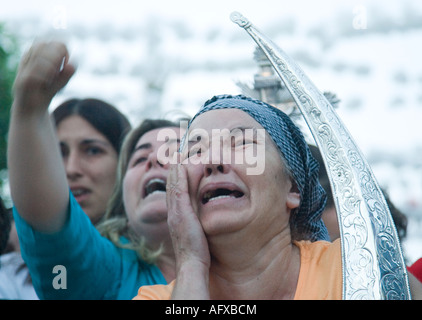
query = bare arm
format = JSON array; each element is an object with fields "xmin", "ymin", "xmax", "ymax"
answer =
[
  {"xmin": 166, "ymin": 163, "xmax": 211, "ymax": 299},
  {"xmin": 7, "ymin": 41, "xmax": 76, "ymax": 233}
]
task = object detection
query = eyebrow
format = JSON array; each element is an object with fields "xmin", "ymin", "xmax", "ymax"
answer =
[
  {"xmin": 165, "ymin": 138, "xmax": 181, "ymax": 144},
  {"xmin": 185, "ymin": 126, "xmax": 258, "ymax": 145},
  {"xmin": 133, "ymin": 137, "xmax": 180, "ymax": 151},
  {"xmin": 230, "ymin": 126, "xmax": 256, "ymax": 133},
  {"xmin": 132, "ymin": 142, "xmax": 152, "ymax": 153},
  {"xmin": 60, "ymin": 139, "xmax": 111, "ymax": 147},
  {"xmin": 186, "ymin": 134, "xmax": 203, "ymax": 147},
  {"xmin": 127, "ymin": 143, "xmax": 152, "ymax": 162},
  {"xmin": 80, "ymin": 139, "xmax": 110, "ymax": 146}
]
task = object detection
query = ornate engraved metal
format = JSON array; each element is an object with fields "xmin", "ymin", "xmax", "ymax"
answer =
[{"xmin": 230, "ymin": 11, "xmax": 411, "ymax": 300}]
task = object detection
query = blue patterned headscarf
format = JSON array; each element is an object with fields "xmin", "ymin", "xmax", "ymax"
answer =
[{"xmin": 188, "ymin": 94, "xmax": 329, "ymax": 242}]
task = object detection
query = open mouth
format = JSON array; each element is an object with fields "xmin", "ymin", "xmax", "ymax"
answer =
[
  {"xmin": 144, "ymin": 178, "xmax": 166, "ymax": 198},
  {"xmin": 202, "ymin": 188, "xmax": 244, "ymax": 204},
  {"xmin": 71, "ymin": 188, "xmax": 90, "ymax": 197}
]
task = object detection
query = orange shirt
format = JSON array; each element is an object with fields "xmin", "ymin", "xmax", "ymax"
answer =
[
  {"xmin": 133, "ymin": 239, "xmax": 342, "ymax": 300},
  {"xmin": 294, "ymin": 239, "xmax": 342, "ymax": 299}
]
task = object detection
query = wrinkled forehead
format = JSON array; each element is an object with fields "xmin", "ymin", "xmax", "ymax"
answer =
[{"xmin": 188, "ymin": 97, "xmax": 285, "ymax": 138}]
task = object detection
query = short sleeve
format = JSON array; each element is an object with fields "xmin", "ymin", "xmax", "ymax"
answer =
[{"xmin": 133, "ymin": 281, "xmax": 175, "ymax": 300}]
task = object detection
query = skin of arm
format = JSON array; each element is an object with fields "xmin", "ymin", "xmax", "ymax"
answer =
[
  {"xmin": 8, "ymin": 41, "xmax": 76, "ymax": 233},
  {"xmin": 166, "ymin": 163, "xmax": 211, "ymax": 299}
]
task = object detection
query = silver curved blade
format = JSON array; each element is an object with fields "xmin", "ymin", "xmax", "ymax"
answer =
[{"xmin": 230, "ymin": 11, "xmax": 410, "ymax": 300}]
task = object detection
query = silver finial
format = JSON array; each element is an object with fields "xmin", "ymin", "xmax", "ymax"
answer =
[{"xmin": 230, "ymin": 11, "xmax": 251, "ymax": 29}]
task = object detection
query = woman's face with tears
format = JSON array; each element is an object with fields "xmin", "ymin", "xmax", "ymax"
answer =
[
  {"xmin": 181, "ymin": 108, "xmax": 301, "ymax": 239},
  {"xmin": 123, "ymin": 127, "xmax": 182, "ymax": 242}
]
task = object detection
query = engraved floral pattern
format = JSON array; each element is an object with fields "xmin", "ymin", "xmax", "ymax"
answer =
[{"xmin": 231, "ymin": 12, "xmax": 410, "ymax": 300}]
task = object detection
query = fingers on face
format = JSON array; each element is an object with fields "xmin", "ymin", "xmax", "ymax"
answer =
[
  {"xmin": 167, "ymin": 163, "xmax": 185, "ymax": 206},
  {"xmin": 167, "ymin": 163, "xmax": 194, "ymax": 224}
]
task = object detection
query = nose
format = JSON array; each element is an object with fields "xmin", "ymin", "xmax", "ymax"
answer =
[
  {"xmin": 203, "ymin": 141, "xmax": 229, "ymax": 177},
  {"xmin": 146, "ymin": 150, "xmax": 167, "ymax": 170},
  {"xmin": 204, "ymin": 163, "xmax": 227, "ymax": 177},
  {"xmin": 65, "ymin": 151, "xmax": 83, "ymax": 180}
]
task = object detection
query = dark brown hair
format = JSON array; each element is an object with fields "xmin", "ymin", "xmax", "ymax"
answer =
[{"xmin": 52, "ymin": 98, "xmax": 131, "ymax": 153}]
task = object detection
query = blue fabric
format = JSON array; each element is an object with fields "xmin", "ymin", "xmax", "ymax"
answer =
[
  {"xmin": 13, "ymin": 191, "xmax": 166, "ymax": 300},
  {"xmin": 188, "ymin": 94, "xmax": 329, "ymax": 242}
]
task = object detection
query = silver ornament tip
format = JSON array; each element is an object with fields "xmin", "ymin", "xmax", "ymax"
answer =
[{"xmin": 230, "ymin": 11, "xmax": 251, "ymax": 29}]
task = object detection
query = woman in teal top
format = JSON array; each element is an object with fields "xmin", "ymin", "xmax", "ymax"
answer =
[{"xmin": 9, "ymin": 41, "xmax": 182, "ymax": 299}]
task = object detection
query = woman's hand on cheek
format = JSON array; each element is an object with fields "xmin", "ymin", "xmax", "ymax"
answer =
[{"xmin": 166, "ymin": 162, "xmax": 211, "ymax": 299}]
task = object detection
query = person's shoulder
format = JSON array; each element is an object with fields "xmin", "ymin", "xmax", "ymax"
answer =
[
  {"xmin": 295, "ymin": 238, "xmax": 340, "ymax": 259},
  {"xmin": 133, "ymin": 280, "xmax": 175, "ymax": 300},
  {"xmin": 294, "ymin": 239, "xmax": 342, "ymax": 300}
]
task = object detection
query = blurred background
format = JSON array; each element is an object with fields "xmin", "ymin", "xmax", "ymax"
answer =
[{"xmin": 0, "ymin": 0, "xmax": 421, "ymax": 263}]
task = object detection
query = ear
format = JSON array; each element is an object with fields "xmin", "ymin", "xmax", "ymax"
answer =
[{"xmin": 286, "ymin": 179, "xmax": 301, "ymax": 210}]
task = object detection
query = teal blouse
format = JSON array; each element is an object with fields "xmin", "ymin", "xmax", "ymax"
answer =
[{"xmin": 13, "ymin": 191, "xmax": 167, "ymax": 300}]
